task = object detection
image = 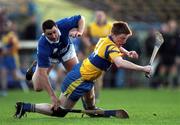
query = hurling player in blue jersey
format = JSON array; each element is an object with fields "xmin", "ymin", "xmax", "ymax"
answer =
[
  {"xmin": 26, "ymin": 15, "xmax": 85, "ymax": 109},
  {"xmin": 14, "ymin": 21, "xmax": 151, "ymax": 119}
]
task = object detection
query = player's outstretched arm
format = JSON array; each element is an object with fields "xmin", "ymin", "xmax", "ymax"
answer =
[
  {"xmin": 32, "ymin": 68, "xmax": 60, "ymax": 110},
  {"xmin": 113, "ymin": 56, "xmax": 151, "ymax": 73}
]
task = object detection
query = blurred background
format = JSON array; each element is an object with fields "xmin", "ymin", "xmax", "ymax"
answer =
[{"xmin": 0, "ymin": 0, "xmax": 180, "ymax": 97}]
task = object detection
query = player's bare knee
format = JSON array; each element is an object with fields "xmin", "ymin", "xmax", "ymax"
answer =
[
  {"xmin": 34, "ymin": 88, "xmax": 42, "ymax": 92},
  {"xmin": 32, "ymin": 80, "xmax": 43, "ymax": 91}
]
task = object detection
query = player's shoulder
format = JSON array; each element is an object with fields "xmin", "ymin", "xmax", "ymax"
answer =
[
  {"xmin": 100, "ymin": 37, "xmax": 113, "ymax": 45},
  {"xmin": 96, "ymin": 37, "xmax": 114, "ymax": 50},
  {"xmin": 102, "ymin": 37, "xmax": 117, "ymax": 49},
  {"xmin": 38, "ymin": 34, "xmax": 46, "ymax": 43}
]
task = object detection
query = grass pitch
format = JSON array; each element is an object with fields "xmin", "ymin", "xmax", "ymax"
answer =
[{"xmin": 0, "ymin": 88, "xmax": 180, "ymax": 125}]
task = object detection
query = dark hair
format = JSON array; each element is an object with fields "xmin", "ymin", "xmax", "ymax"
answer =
[
  {"xmin": 111, "ymin": 21, "xmax": 132, "ymax": 36},
  {"xmin": 42, "ymin": 19, "xmax": 56, "ymax": 32}
]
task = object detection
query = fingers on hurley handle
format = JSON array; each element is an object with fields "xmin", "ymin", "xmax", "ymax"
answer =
[{"xmin": 145, "ymin": 72, "xmax": 151, "ymax": 78}]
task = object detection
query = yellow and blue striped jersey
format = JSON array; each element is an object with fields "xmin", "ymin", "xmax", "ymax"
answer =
[
  {"xmin": 2, "ymin": 31, "xmax": 20, "ymax": 67},
  {"xmin": 2, "ymin": 31, "xmax": 19, "ymax": 56},
  {"xmin": 80, "ymin": 36, "xmax": 123, "ymax": 81}
]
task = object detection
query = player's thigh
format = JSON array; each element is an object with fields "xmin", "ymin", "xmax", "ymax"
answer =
[
  {"xmin": 32, "ymin": 68, "xmax": 44, "ymax": 90},
  {"xmin": 159, "ymin": 64, "xmax": 166, "ymax": 73},
  {"xmin": 47, "ymin": 64, "xmax": 55, "ymax": 74},
  {"xmin": 95, "ymin": 73, "xmax": 104, "ymax": 90},
  {"xmin": 169, "ymin": 64, "xmax": 177, "ymax": 74}
]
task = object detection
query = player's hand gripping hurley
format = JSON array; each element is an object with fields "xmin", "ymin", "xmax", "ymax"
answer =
[{"xmin": 145, "ymin": 31, "xmax": 164, "ymax": 78}]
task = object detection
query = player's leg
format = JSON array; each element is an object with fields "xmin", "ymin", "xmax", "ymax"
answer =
[
  {"xmin": 5, "ymin": 55, "xmax": 29, "ymax": 92},
  {"xmin": 0, "ymin": 67, "xmax": 7, "ymax": 96},
  {"xmin": 168, "ymin": 64, "xmax": 178, "ymax": 87},
  {"xmin": 31, "ymin": 92, "xmax": 81, "ymax": 117},
  {"xmin": 14, "ymin": 74, "xmax": 78, "ymax": 118},
  {"xmin": 55, "ymin": 64, "xmax": 66, "ymax": 92},
  {"xmin": 158, "ymin": 64, "xmax": 167, "ymax": 86},
  {"xmin": 62, "ymin": 44, "xmax": 79, "ymax": 72},
  {"xmin": 12, "ymin": 69, "xmax": 29, "ymax": 92},
  {"xmin": 0, "ymin": 56, "xmax": 8, "ymax": 96},
  {"xmin": 82, "ymin": 87, "xmax": 95, "ymax": 109},
  {"xmin": 34, "ymin": 96, "xmax": 76, "ymax": 117},
  {"xmin": 26, "ymin": 61, "xmax": 54, "ymax": 81},
  {"xmin": 81, "ymin": 86, "xmax": 106, "ymax": 117},
  {"xmin": 14, "ymin": 102, "xmax": 70, "ymax": 118},
  {"xmin": 94, "ymin": 72, "xmax": 104, "ymax": 102},
  {"xmin": 14, "ymin": 64, "xmax": 82, "ymax": 118},
  {"xmin": 28, "ymin": 76, "xmax": 80, "ymax": 117},
  {"xmin": 26, "ymin": 60, "xmax": 37, "ymax": 81}
]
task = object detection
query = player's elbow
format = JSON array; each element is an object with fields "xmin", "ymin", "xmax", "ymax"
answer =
[
  {"xmin": 79, "ymin": 16, "xmax": 85, "ymax": 26},
  {"xmin": 113, "ymin": 57, "xmax": 125, "ymax": 68},
  {"xmin": 80, "ymin": 15, "xmax": 85, "ymax": 21},
  {"xmin": 115, "ymin": 62, "xmax": 124, "ymax": 68}
]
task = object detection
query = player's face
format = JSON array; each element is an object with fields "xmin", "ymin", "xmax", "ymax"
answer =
[
  {"xmin": 114, "ymin": 34, "xmax": 129, "ymax": 47},
  {"xmin": 44, "ymin": 26, "xmax": 59, "ymax": 42},
  {"xmin": 95, "ymin": 11, "xmax": 106, "ymax": 25}
]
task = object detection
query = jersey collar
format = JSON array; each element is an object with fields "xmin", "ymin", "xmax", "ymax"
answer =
[{"xmin": 108, "ymin": 35, "xmax": 114, "ymax": 43}]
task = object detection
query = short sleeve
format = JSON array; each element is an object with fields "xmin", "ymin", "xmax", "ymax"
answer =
[{"xmin": 105, "ymin": 45, "xmax": 123, "ymax": 61}]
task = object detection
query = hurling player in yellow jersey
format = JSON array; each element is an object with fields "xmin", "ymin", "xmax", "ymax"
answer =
[
  {"xmin": 84, "ymin": 11, "xmax": 139, "ymax": 102},
  {"xmin": 15, "ymin": 21, "xmax": 151, "ymax": 118}
]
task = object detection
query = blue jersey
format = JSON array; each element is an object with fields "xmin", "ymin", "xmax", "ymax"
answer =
[{"xmin": 37, "ymin": 15, "xmax": 81, "ymax": 68}]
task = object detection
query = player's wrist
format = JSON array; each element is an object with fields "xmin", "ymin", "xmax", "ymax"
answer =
[
  {"xmin": 127, "ymin": 52, "xmax": 131, "ymax": 57},
  {"xmin": 50, "ymin": 94, "xmax": 57, "ymax": 101},
  {"xmin": 77, "ymin": 29, "xmax": 83, "ymax": 35}
]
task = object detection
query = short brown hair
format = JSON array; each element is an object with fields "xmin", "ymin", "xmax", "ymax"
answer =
[
  {"xmin": 111, "ymin": 21, "xmax": 132, "ymax": 36},
  {"xmin": 42, "ymin": 19, "xmax": 56, "ymax": 32}
]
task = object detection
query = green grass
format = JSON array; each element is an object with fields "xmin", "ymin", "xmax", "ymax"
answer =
[{"xmin": 0, "ymin": 88, "xmax": 180, "ymax": 125}]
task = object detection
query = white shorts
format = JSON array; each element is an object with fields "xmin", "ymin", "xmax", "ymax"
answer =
[{"xmin": 62, "ymin": 44, "xmax": 77, "ymax": 62}]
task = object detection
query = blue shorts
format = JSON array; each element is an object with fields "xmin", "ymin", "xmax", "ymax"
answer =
[
  {"xmin": 3, "ymin": 56, "xmax": 16, "ymax": 70},
  {"xmin": 61, "ymin": 63, "xmax": 94, "ymax": 102}
]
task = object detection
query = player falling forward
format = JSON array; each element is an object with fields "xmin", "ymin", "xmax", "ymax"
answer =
[{"xmin": 14, "ymin": 21, "xmax": 151, "ymax": 118}]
